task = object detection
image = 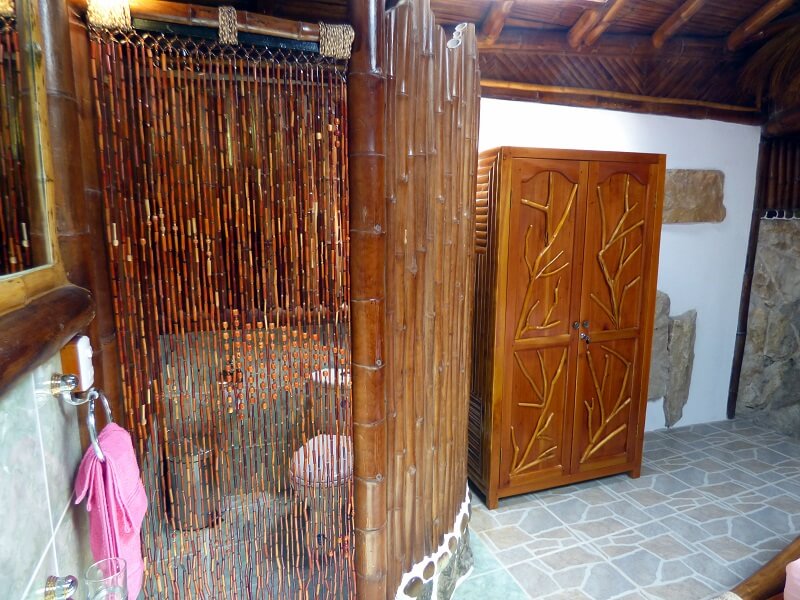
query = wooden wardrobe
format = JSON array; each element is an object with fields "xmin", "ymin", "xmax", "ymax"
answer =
[{"xmin": 469, "ymin": 147, "xmax": 665, "ymax": 509}]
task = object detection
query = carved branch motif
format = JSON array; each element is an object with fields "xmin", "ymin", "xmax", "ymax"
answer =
[
  {"xmin": 515, "ymin": 172, "xmax": 577, "ymax": 339},
  {"xmin": 580, "ymin": 344, "xmax": 632, "ymax": 463},
  {"xmin": 590, "ymin": 174, "xmax": 644, "ymax": 329},
  {"xmin": 509, "ymin": 348, "xmax": 567, "ymax": 476}
]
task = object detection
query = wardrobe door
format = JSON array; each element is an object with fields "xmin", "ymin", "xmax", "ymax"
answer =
[
  {"xmin": 571, "ymin": 160, "xmax": 659, "ymax": 475},
  {"xmin": 498, "ymin": 158, "xmax": 586, "ymax": 492}
]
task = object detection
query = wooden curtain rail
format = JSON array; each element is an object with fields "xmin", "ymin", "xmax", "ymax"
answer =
[
  {"xmin": 69, "ymin": 0, "xmax": 321, "ymax": 42},
  {"xmin": 480, "ymin": 79, "xmax": 760, "ymax": 113}
]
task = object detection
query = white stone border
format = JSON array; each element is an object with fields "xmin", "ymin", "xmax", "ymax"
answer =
[{"xmin": 394, "ymin": 484, "xmax": 471, "ymax": 600}]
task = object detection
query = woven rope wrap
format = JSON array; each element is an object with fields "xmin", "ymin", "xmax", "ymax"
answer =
[
  {"xmin": 318, "ymin": 22, "xmax": 354, "ymax": 60},
  {"xmin": 218, "ymin": 6, "xmax": 238, "ymax": 45},
  {"xmin": 86, "ymin": 0, "xmax": 131, "ymax": 30},
  {"xmin": 0, "ymin": 0, "xmax": 14, "ymax": 18}
]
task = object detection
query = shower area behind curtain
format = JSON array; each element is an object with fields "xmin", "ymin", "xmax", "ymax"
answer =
[{"xmin": 91, "ymin": 27, "xmax": 353, "ymax": 598}]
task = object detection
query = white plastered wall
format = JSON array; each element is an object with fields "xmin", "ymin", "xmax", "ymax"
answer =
[{"xmin": 479, "ymin": 98, "xmax": 761, "ymax": 430}]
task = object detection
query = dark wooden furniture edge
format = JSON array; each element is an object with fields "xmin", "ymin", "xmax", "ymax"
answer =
[{"xmin": 0, "ymin": 285, "xmax": 95, "ymax": 397}]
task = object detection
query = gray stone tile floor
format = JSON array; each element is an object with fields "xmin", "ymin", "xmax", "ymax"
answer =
[{"xmin": 455, "ymin": 420, "xmax": 800, "ymax": 600}]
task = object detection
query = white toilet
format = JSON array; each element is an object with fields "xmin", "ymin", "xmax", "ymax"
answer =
[{"xmin": 289, "ymin": 433, "xmax": 353, "ymax": 557}]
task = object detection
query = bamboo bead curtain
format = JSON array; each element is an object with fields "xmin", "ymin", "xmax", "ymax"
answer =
[
  {"xmin": 0, "ymin": 17, "xmax": 32, "ymax": 273},
  {"xmin": 91, "ymin": 27, "xmax": 354, "ymax": 598},
  {"xmin": 383, "ymin": 0, "xmax": 480, "ymax": 591}
]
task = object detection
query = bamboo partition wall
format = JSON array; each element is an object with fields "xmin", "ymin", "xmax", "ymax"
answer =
[
  {"xmin": 383, "ymin": 1, "xmax": 480, "ymax": 593},
  {"xmin": 759, "ymin": 136, "xmax": 800, "ymax": 216},
  {"xmin": 0, "ymin": 17, "xmax": 32, "ymax": 274},
  {"xmin": 91, "ymin": 26, "xmax": 354, "ymax": 598}
]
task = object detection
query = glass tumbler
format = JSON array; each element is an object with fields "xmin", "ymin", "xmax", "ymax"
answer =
[{"xmin": 84, "ymin": 558, "xmax": 127, "ymax": 600}]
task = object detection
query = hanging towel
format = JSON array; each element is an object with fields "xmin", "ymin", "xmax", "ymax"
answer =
[
  {"xmin": 787, "ymin": 557, "xmax": 800, "ymax": 600},
  {"xmin": 75, "ymin": 423, "xmax": 148, "ymax": 599}
]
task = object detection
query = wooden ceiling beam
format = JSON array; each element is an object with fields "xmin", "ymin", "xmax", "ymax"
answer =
[
  {"xmin": 727, "ymin": 0, "xmax": 795, "ymax": 51},
  {"xmin": 765, "ymin": 107, "xmax": 800, "ymax": 137},
  {"xmin": 568, "ymin": 8, "xmax": 601, "ymax": 48},
  {"xmin": 652, "ymin": 0, "xmax": 707, "ymax": 49},
  {"xmin": 481, "ymin": 79, "xmax": 758, "ymax": 113},
  {"xmin": 480, "ymin": 80, "xmax": 763, "ymax": 125},
  {"xmin": 482, "ymin": 28, "xmax": 728, "ymax": 59},
  {"xmin": 479, "ymin": 1, "xmax": 515, "ymax": 46},
  {"xmin": 583, "ymin": 0, "xmax": 629, "ymax": 46}
]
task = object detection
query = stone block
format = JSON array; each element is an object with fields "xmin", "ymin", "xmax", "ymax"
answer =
[
  {"xmin": 743, "ymin": 305, "xmax": 768, "ymax": 357},
  {"xmin": 437, "ymin": 532, "xmax": 473, "ymax": 599},
  {"xmin": 648, "ymin": 291, "xmax": 671, "ymax": 400},
  {"xmin": 760, "ymin": 358, "xmax": 799, "ymax": 411},
  {"xmin": 664, "ymin": 309, "xmax": 697, "ymax": 427},
  {"xmin": 663, "ymin": 170, "xmax": 725, "ymax": 224},
  {"xmin": 764, "ymin": 300, "xmax": 800, "ymax": 360}
]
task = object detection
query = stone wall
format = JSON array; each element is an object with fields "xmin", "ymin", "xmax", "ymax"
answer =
[{"xmin": 737, "ymin": 219, "xmax": 800, "ymax": 438}]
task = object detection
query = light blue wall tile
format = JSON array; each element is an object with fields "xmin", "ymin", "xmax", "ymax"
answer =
[
  {"xmin": 0, "ymin": 369, "xmax": 53, "ymax": 599},
  {"xmin": 32, "ymin": 356, "xmax": 84, "ymax": 522},
  {"xmin": 1, "ymin": 350, "xmax": 95, "ymax": 599},
  {"xmin": 20, "ymin": 545, "xmax": 57, "ymax": 600}
]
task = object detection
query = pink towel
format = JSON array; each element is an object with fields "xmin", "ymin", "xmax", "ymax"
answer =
[
  {"xmin": 75, "ymin": 423, "xmax": 148, "ymax": 599},
  {"xmin": 786, "ymin": 557, "xmax": 800, "ymax": 600}
]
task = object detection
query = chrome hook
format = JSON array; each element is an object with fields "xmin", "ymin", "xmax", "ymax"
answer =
[{"xmin": 87, "ymin": 389, "xmax": 113, "ymax": 462}]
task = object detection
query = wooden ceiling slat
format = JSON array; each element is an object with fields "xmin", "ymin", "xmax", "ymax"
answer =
[
  {"xmin": 652, "ymin": 0, "xmax": 707, "ymax": 48},
  {"xmin": 610, "ymin": 55, "xmax": 645, "ymax": 94},
  {"xmin": 727, "ymin": 0, "xmax": 796, "ymax": 50}
]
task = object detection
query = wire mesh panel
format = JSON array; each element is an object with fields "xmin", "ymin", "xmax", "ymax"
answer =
[
  {"xmin": 0, "ymin": 17, "xmax": 33, "ymax": 274},
  {"xmin": 90, "ymin": 28, "xmax": 353, "ymax": 599}
]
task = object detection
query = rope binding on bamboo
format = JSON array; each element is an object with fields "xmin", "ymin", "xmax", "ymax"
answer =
[
  {"xmin": 218, "ymin": 5, "xmax": 238, "ymax": 45},
  {"xmin": 86, "ymin": 0, "xmax": 131, "ymax": 31},
  {"xmin": 0, "ymin": 0, "xmax": 13, "ymax": 18},
  {"xmin": 318, "ymin": 22, "xmax": 354, "ymax": 60}
]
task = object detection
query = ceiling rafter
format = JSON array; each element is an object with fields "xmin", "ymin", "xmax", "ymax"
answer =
[
  {"xmin": 727, "ymin": 0, "xmax": 796, "ymax": 51},
  {"xmin": 651, "ymin": 0, "xmax": 707, "ymax": 49},
  {"xmin": 582, "ymin": 0, "xmax": 629, "ymax": 46},
  {"xmin": 481, "ymin": 29, "xmax": 728, "ymax": 58},
  {"xmin": 479, "ymin": 1, "xmax": 516, "ymax": 46},
  {"xmin": 568, "ymin": 8, "xmax": 601, "ymax": 48}
]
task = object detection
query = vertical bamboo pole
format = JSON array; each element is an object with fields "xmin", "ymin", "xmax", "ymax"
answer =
[{"xmin": 348, "ymin": 0, "xmax": 388, "ymax": 596}]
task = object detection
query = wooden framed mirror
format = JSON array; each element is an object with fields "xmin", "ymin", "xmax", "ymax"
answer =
[
  {"xmin": 0, "ymin": 0, "xmax": 65, "ymax": 314},
  {"xmin": 0, "ymin": 0, "xmax": 95, "ymax": 397}
]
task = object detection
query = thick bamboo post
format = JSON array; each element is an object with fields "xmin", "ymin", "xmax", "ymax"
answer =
[
  {"xmin": 348, "ymin": 0, "xmax": 388, "ymax": 597},
  {"xmin": 38, "ymin": 0, "xmax": 117, "ymax": 443},
  {"xmin": 38, "ymin": 0, "xmax": 89, "ymax": 289},
  {"xmin": 67, "ymin": 12, "xmax": 120, "ymax": 411}
]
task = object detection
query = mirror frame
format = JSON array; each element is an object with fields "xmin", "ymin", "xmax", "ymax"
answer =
[
  {"xmin": 0, "ymin": 0, "xmax": 65, "ymax": 316},
  {"xmin": 0, "ymin": 0, "xmax": 94, "ymax": 398}
]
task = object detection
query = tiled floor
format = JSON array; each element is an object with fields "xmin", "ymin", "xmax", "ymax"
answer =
[{"xmin": 455, "ymin": 419, "xmax": 800, "ymax": 600}]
